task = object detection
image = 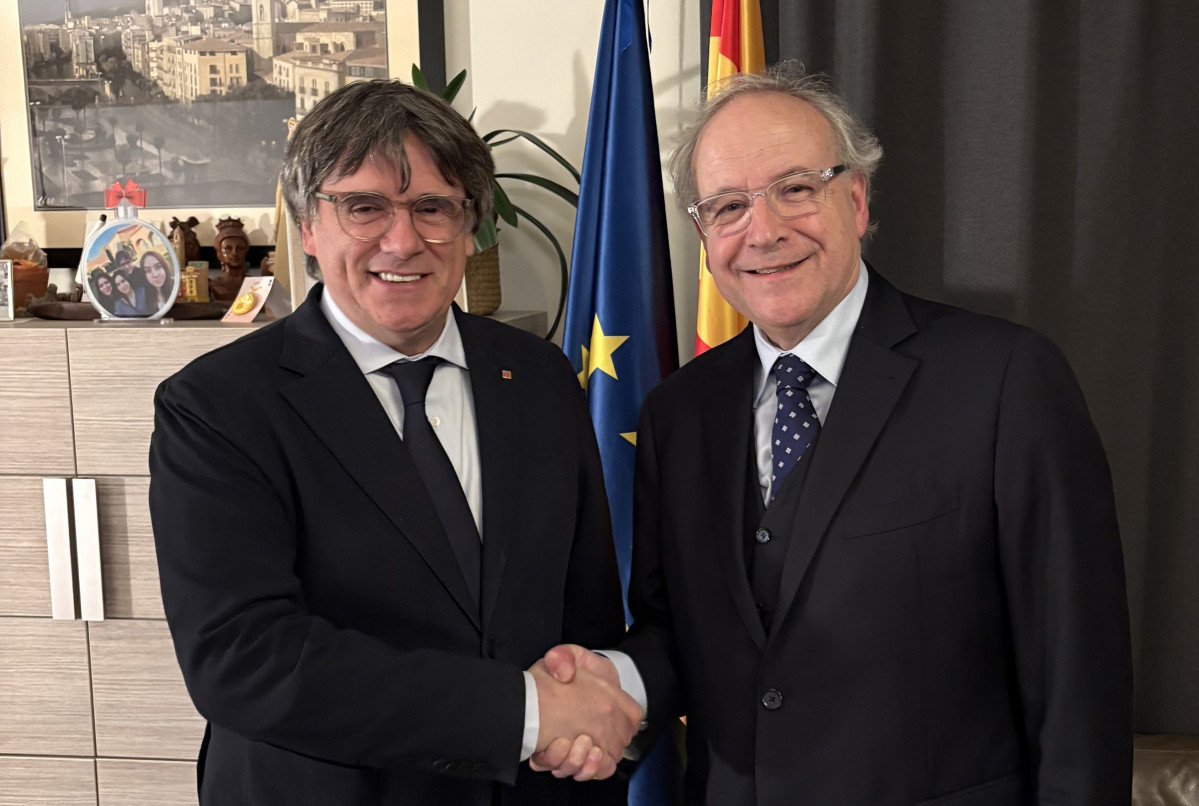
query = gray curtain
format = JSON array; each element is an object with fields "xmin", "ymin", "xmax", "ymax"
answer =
[{"xmin": 757, "ymin": 1, "xmax": 1199, "ymax": 733}]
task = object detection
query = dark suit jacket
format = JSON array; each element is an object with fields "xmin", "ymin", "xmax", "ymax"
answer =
[
  {"xmin": 149, "ymin": 285, "xmax": 627, "ymax": 806},
  {"xmin": 621, "ymin": 269, "xmax": 1132, "ymax": 805}
]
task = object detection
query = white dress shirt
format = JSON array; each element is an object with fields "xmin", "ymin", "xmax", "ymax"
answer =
[
  {"xmin": 751, "ymin": 260, "xmax": 868, "ymax": 502},
  {"xmin": 320, "ymin": 294, "xmax": 541, "ymax": 761}
]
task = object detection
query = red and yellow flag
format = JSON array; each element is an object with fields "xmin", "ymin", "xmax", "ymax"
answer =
[{"xmin": 695, "ymin": 0, "xmax": 765, "ymax": 356}]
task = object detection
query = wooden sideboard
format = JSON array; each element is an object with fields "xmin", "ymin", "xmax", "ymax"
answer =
[
  {"xmin": 0, "ymin": 309, "xmax": 546, "ymax": 805},
  {"xmin": 0, "ymin": 320, "xmax": 264, "ymax": 806}
]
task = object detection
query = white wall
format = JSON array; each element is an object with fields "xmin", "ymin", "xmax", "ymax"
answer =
[{"xmin": 444, "ymin": 1, "xmax": 702, "ymax": 362}]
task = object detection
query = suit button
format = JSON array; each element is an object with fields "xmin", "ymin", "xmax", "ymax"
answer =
[
  {"xmin": 761, "ymin": 689, "xmax": 783, "ymax": 710},
  {"xmin": 486, "ymin": 638, "xmax": 497, "ymax": 659},
  {"xmin": 755, "ymin": 528, "xmax": 772, "ymax": 544}
]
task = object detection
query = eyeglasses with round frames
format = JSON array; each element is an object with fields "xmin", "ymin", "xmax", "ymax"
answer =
[
  {"xmin": 688, "ymin": 165, "xmax": 847, "ymax": 238},
  {"xmin": 314, "ymin": 190, "xmax": 475, "ymax": 243}
]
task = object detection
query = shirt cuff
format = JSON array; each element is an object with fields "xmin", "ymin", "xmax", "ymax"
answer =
[
  {"xmin": 520, "ymin": 670, "xmax": 539, "ymax": 762},
  {"xmin": 594, "ymin": 650, "xmax": 648, "ymax": 760},
  {"xmin": 593, "ymin": 650, "xmax": 648, "ymax": 719}
]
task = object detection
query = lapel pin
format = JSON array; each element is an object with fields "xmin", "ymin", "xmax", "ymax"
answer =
[{"xmin": 501, "ymin": 370, "xmax": 513, "ymax": 380}]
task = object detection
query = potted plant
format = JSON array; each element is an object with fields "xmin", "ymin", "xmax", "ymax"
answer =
[{"xmin": 412, "ymin": 65, "xmax": 578, "ymax": 337}]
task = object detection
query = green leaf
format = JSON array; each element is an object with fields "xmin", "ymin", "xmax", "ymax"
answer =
[
  {"xmin": 484, "ymin": 129, "xmax": 581, "ymax": 183},
  {"xmin": 443, "ymin": 69, "xmax": 467, "ymax": 104},
  {"xmin": 411, "ymin": 63, "xmax": 427, "ymax": 90},
  {"xmin": 492, "ymin": 183, "xmax": 519, "ymax": 228},
  {"xmin": 472, "ymin": 215, "xmax": 498, "ymax": 252},
  {"xmin": 485, "ymin": 133, "xmax": 522, "ymax": 148},
  {"xmin": 512, "ymin": 203, "xmax": 569, "ymax": 340},
  {"xmin": 495, "ymin": 172, "xmax": 579, "ymax": 208}
]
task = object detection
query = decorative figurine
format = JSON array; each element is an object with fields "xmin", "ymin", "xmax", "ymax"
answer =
[
  {"xmin": 168, "ymin": 216, "xmax": 201, "ymax": 266},
  {"xmin": 209, "ymin": 217, "xmax": 250, "ymax": 302}
]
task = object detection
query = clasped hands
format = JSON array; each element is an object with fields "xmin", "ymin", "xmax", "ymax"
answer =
[{"xmin": 527, "ymin": 644, "xmax": 641, "ymax": 781}]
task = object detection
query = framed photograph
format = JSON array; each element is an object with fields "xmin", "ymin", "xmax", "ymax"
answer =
[
  {"xmin": 0, "ymin": 1, "xmax": 426, "ymax": 247},
  {"xmin": 0, "ymin": 259, "xmax": 13, "ymax": 321},
  {"xmin": 83, "ymin": 215, "xmax": 179, "ymax": 319}
]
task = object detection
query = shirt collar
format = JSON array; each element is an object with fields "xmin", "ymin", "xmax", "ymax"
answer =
[
  {"xmin": 752, "ymin": 259, "xmax": 869, "ymax": 405},
  {"xmin": 320, "ymin": 287, "xmax": 468, "ymax": 374}
]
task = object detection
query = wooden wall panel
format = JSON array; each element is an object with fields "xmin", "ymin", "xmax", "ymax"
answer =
[
  {"xmin": 0, "ymin": 329, "xmax": 74, "ymax": 475},
  {"xmin": 96, "ymin": 758, "xmax": 195, "ymax": 806},
  {"xmin": 0, "ymin": 619, "xmax": 94, "ymax": 756},
  {"xmin": 88, "ymin": 620, "xmax": 204, "ymax": 760},
  {"xmin": 0, "ymin": 756, "xmax": 96, "ymax": 806},
  {"xmin": 94, "ymin": 477, "xmax": 162, "ymax": 619},
  {"xmin": 0, "ymin": 477, "xmax": 54, "ymax": 616},
  {"xmin": 67, "ymin": 327, "xmax": 256, "ymax": 476}
]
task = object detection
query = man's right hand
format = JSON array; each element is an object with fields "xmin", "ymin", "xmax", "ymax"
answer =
[{"xmin": 528, "ymin": 647, "xmax": 640, "ymax": 781}]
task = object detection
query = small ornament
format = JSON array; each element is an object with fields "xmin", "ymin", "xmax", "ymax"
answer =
[{"xmin": 230, "ymin": 282, "xmax": 266, "ymax": 315}]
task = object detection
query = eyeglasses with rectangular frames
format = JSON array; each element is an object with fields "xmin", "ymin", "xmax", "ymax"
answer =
[
  {"xmin": 688, "ymin": 165, "xmax": 847, "ymax": 238},
  {"xmin": 314, "ymin": 191, "xmax": 475, "ymax": 243}
]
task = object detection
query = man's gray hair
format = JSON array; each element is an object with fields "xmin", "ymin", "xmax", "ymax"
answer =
[
  {"xmin": 670, "ymin": 62, "xmax": 883, "ymax": 211},
  {"xmin": 280, "ymin": 79, "xmax": 494, "ymax": 278}
]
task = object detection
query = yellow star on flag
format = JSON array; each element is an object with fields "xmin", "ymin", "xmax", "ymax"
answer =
[
  {"xmin": 621, "ymin": 432, "xmax": 637, "ymax": 446},
  {"xmin": 577, "ymin": 346, "xmax": 590, "ymax": 387},
  {"xmin": 578, "ymin": 315, "xmax": 628, "ymax": 390}
]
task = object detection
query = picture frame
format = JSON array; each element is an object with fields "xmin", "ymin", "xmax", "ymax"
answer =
[
  {"xmin": 82, "ymin": 212, "xmax": 179, "ymax": 320},
  {"xmin": 0, "ymin": 0, "xmax": 428, "ymax": 248}
]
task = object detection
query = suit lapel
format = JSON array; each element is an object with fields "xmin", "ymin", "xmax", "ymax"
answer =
[
  {"xmin": 700, "ymin": 330, "xmax": 768, "ymax": 650},
  {"xmin": 456, "ymin": 310, "xmax": 522, "ymax": 633},
  {"xmin": 771, "ymin": 271, "xmax": 919, "ymax": 635},
  {"xmin": 278, "ymin": 288, "xmax": 481, "ymax": 630}
]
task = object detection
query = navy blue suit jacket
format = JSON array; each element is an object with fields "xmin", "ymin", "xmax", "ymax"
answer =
[{"xmin": 622, "ymin": 269, "xmax": 1132, "ymax": 805}]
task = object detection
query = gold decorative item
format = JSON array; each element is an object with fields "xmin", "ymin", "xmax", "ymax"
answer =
[{"xmin": 230, "ymin": 280, "xmax": 268, "ymax": 315}]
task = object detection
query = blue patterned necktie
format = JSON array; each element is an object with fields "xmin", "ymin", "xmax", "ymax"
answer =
[{"xmin": 771, "ymin": 354, "xmax": 821, "ymax": 501}]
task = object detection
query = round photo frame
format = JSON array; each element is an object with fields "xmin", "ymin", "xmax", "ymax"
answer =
[{"xmin": 83, "ymin": 204, "xmax": 180, "ymax": 320}]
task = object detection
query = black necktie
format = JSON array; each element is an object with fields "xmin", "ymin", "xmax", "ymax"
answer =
[{"xmin": 382, "ymin": 358, "xmax": 481, "ymax": 607}]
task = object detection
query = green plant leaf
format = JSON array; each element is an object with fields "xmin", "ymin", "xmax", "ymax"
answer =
[
  {"xmin": 495, "ymin": 172, "xmax": 580, "ymax": 208},
  {"xmin": 443, "ymin": 69, "xmax": 467, "ymax": 104},
  {"xmin": 486, "ymin": 133, "xmax": 522, "ymax": 148},
  {"xmin": 411, "ymin": 63, "xmax": 427, "ymax": 90},
  {"xmin": 492, "ymin": 182, "xmax": 519, "ymax": 228},
  {"xmin": 512, "ymin": 203, "xmax": 569, "ymax": 340},
  {"xmin": 484, "ymin": 129, "xmax": 581, "ymax": 183},
  {"xmin": 472, "ymin": 215, "xmax": 499, "ymax": 253}
]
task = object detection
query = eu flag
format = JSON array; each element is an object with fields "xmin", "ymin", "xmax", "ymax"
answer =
[
  {"xmin": 564, "ymin": 1, "xmax": 680, "ymax": 800},
  {"xmin": 565, "ymin": 0, "xmax": 677, "ymax": 611}
]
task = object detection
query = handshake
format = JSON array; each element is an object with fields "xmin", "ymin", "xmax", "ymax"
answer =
[{"xmin": 527, "ymin": 645, "xmax": 643, "ymax": 781}]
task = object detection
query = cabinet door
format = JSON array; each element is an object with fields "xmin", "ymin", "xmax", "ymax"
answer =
[
  {"xmin": 0, "ymin": 756, "xmax": 97, "ymax": 806},
  {"xmin": 88, "ymin": 620, "xmax": 204, "ymax": 761},
  {"xmin": 68, "ymin": 327, "xmax": 256, "ymax": 476},
  {"xmin": 0, "ymin": 477, "xmax": 56, "ymax": 617},
  {"xmin": 0, "ymin": 619, "xmax": 94, "ymax": 756},
  {"xmin": 0, "ymin": 329, "xmax": 74, "ymax": 476},
  {"xmin": 94, "ymin": 477, "xmax": 162, "ymax": 620},
  {"xmin": 97, "ymin": 758, "xmax": 195, "ymax": 806}
]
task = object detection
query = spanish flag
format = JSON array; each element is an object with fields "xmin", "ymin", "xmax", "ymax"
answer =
[{"xmin": 694, "ymin": 0, "xmax": 765, "ymax": 356}]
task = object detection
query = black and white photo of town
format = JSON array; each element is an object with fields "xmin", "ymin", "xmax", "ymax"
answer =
[{"xmin": 22, "ymin": 0, "xmax": 389, "ymax": 209}]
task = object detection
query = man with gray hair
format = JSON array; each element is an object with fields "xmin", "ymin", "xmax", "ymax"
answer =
[
  {"xmin": 149, "ymin": 79, "xmax": 638, "ymax": 805},
  {"xmin": 539, "ymin": 64, "xmax": 1132, "ymax": 804}
]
